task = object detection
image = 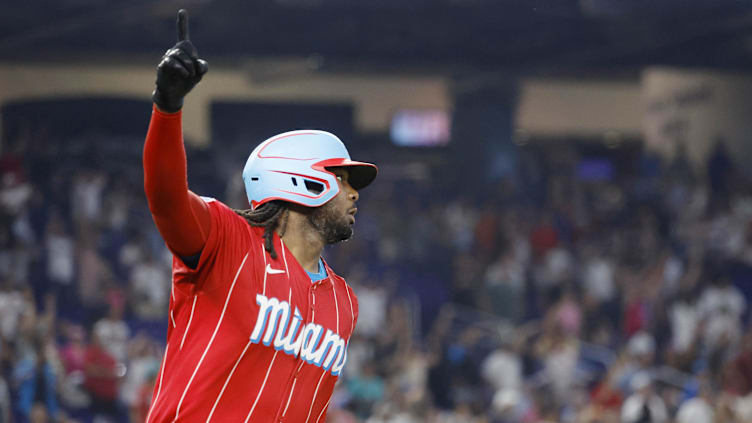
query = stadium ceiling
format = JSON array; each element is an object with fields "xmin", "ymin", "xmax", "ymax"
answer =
[{"xmin": 3, "ymin": 0, "xmax": 752, "ymax": 75}]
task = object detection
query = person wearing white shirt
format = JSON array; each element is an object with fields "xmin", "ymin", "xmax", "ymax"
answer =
[{"xmin": 620, "ymin": 373, "xmax": 668, "ymax": 423}]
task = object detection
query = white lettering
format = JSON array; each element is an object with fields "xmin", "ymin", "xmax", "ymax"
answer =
[
  {"xmin": 249, "ymin": 294, "xmax": 348, "ymax": 375},
  {"xmin": 312, "ymin": 329, "xmax": 346, "ymax": 370},
  {"xmin": 277, "ymin": 307, "xmax": 303, "ymax": 353},
  {"xmin": 250, "ymin": 295, "xmax": 272, "ymax": 343},
  {"xmin": 262, "ymin": 298, "xmax": 289, "ymax": 346},
  {"xmin": 300, "ymin": 323, "xmax": 324, "ymax": 363},
  {"xmin": 250, "ymin": 295, "xmax": 290, "ymax": 346},
  {"xmin": 331, "ymin": 347, "xmax": 347, "ymax": 376}
]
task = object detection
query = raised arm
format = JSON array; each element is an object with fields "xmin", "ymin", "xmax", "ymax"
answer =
[{"xmin": 143, "ymin": 10, "xmax": 211, "ymax": 262}]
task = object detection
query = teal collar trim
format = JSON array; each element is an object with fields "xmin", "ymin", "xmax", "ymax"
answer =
[{"xmin": 306, "ymin": 258, "xmax": 328, "ymax": 282}]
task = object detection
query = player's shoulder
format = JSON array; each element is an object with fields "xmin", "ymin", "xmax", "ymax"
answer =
[
  {"xmin": 324, "ymin": 264, "xmax": 356, "ymax": 295},
  {"xmin": 200, "ymin": 196, "xmax": 236, "ymax": 220},
  {"xmin": 200, "ymin": 196, "xmax": 239, "ymax": 218},
  {"xmin": 200, "ymin": 197, "xmax": 264, "ymax": 239},
  {"xmin": 200, "ymin": 196, "xmax": 225, "ymax": 208}
]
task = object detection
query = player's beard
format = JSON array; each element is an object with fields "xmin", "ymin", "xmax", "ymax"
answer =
[{"xmin": 307, "ymin": 202, "xmax": 353, "ymax": 245}]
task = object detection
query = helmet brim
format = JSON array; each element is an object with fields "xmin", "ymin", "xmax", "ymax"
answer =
[{"xmin": 322, "ymin": 159, "xmax": 378, "ymax": 190}]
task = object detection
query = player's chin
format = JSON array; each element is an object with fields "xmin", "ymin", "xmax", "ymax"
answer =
[
  {"xmin": 327, "ymin": 221, "xmax": 354, "ymax": 245},
  {"xmin": 339, "ymin": 225, "xmax": 354, "ymax": 242}
]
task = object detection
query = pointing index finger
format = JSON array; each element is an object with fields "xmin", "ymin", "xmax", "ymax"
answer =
[{"xmin": 177, "ymin": 9, "xmax": 189, "ymax": 42}]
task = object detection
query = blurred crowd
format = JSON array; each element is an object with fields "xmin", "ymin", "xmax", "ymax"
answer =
[
  {"xmin": 322, "ymin": 139, "xmax": 752, "ymax": 423},
  {"xmin": 1, "ymin": 118, "xmax": 751, "ymax": 423}
]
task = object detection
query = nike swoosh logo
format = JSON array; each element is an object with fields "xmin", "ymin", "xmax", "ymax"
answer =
[{"xmin": 266, "ymin": 264, "xmax": 285, "ymax": 275}]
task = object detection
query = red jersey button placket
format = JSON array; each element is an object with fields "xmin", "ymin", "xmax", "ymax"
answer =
[{"xmin": 279, "ymin": 279, "xmax": 319, "ymax": 422}]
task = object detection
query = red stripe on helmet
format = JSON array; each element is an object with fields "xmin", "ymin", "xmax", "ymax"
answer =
[{"xmin": 257, "ymin": 132, "xmax": 322, "ymax": 160}]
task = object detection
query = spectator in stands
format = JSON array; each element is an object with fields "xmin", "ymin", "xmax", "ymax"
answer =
[
  {"xmin": 668, "ymin": 288, "xmax": 700, "ymax": 358},
  {"xmin": 0, "ymin": 280, "xmax": 29, "ymax": 342},
  {"xmin": 120, "ymin": 334, "xmax": 160, "ymax": 422},
  {"xmin": 45, "ymin": 212, "xmax": 74, "ymax": 288},
  {"xmin": 92, "ymin": 292, "xmax": 130, "ymax": 363},
  {"xmin": 620, "ymin": 373, "xmax": 668, "ymax": 423},
  {"xmin": 128, "ymin": 251, "xmax": 170, "ymax": 321},
  {"xmin": 347, "ymin": 270, "xmax": 387, "ymax": 339},
  {"xmin": 57, "ymin": 324, "xmax": 90, "ymax": 416},
  {"xmin": 12, "ymin": 335, "xmax": 59, "ymax": 422},
  {"xmin": 45, "ymin": 211, "xmax": 76, "ymax": 316},
  {"xmin": 130, "ymin": 369, "xmax": 157, "ymax": 423},
  {"xmin": 580, "ymin": 241, "xmax": 616, "ymax": 308},
  {"xmin": 481, "ymin": 338, "xmax": 522, "ymax": 393},
  {"xmin": 76, "ymin": 230, "xmax": 110, "ymax": 310},
  {"xmin": 697, "ymin": 274, "xmax": 747, "ymax": 353},
  {"xmin": 482, "ymin": 245, "xmax": 525, "ymax": 322},
  {"xmin": 71, "ymin": 170, "xmax": 107, "ymax": 227},
  {"xmin": 4, "ymin": 106, "xmax": 752, "ymax": 422},
  {"xmin": 614, "ymin": 332, "xmax": 657, "ymax": 392},
  {"xmin": 348, "ymin": 362, "xmax": 385, "ymax": 419},
  {"xmin": 707, "ymin": 138, "xmax": 734, "ymax": 207},
  {"xmin": 675, "ymin": 380, "xmax": 715, "ymax": 423},
  {"xmin": 534, "ymin": 318, "xmax": 579, "ymax": 404},
  {"xmin": 83, "ymin": 330, "xmax": 121, "ymax": 422},
  {"xmin": 59, "ymin": 324, "xmax": 86, "ymax": 377},
  {"xmin": 587, "ymin": 364, "xmax": 623, "ymax": 421},
  {"xmin": 0, "ymin": 375, "xmax": 10, "ymax": 423},
  {"xmin": 0, "ymin": 145, "xmax": 32, "ymax": 217}
]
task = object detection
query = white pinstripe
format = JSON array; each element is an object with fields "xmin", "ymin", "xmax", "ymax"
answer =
[
  {"xmin": 304, "ymin": 278, "xmax": 342, "ymax": 421},
  {"xmin": 344, "ymin": 284, "xmax": 354, "ymax": 331},
  {"xmin": 241, "ymin": 252, "xmax": 291, "ymax": 423},
  {"xmin": 145, "ymin": 344, "xmax": 169, "ymax": 423},
  {"xmin": 306, "ymin": 277, "xmax": 347, "ymax": 422},
  {"xmin": 340, "ymin": 283, "xmax": 355, "ymax": 381},
  {"xmin": 247, "ymin": 249, "xmax": 292, "ymax": 422},
  {"xmin": 332, "ymin": 278, "xmax": 339, "ymax": 333},
  {"xmin": 282, "ymin": 284, "xmax": 316, "ymax": 419},
  {"xmin": 179, "ymin": 296, "xmax": 198, "ymax": 351},
  {"xmin": 281, "ymin": 378, "xmax": 298, "ymax": 418},
  {"xmin": 205, "ymin": 339, "xmax": 253, "ymax": 423},
  {"xmin": 243, "ymin": 350, "xmax": 280, "ymax": 423},
  {"xmin": 305, "ymin": 371, "xmax": 327, "ymax": 422},
  {"xmin": 280, "ymin": 239, "xmax": 289, "ymax": 277},
  {"xmin": 261, "ymin": 242, "xmax": 268, "ymax": 295},
  {"xmin": 314, "ymin": 396, "xmax": 332, "ymax": 423},
  {"xmin": 171, "ymin": 252, "xmax": 249, "ymax": 422},
  {"xmin": 170, "ymin": 310, "xmax": 176, "ymax": 328}
]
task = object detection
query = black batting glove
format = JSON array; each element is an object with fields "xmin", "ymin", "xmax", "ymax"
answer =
[{"xmin": 152, "ymin": 9, "xmax": 209, "ymax": 113}]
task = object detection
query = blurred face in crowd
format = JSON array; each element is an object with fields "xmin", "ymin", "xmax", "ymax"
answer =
[
  {"xmin": 307, "ymin": 167, "xmax": 359, "ymax": 245},
  {"xmin": 29, "ymin": 403, "xmax": 48, "ymax": 423}
]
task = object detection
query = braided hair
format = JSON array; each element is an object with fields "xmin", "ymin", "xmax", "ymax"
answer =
[{"xmin": 234, "ymin": 200, "xmax": 288, "ymax": 259}]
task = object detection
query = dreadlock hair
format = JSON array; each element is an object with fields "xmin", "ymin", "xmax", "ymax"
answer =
[{"xmin": 234, "ymin": 200, "xmax": 289, "ymax": 259}]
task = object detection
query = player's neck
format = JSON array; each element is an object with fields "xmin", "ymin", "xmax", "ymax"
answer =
[{"xmin": 279, "ymin": 211, "xmax": 324, "ymax": 273}]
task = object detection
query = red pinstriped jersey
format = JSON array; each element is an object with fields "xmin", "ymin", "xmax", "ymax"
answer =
[{"xmin": 146, "ymin": 198, "xmax": 359, "ymax": 423}]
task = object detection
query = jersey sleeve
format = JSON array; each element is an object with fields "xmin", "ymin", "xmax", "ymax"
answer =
[
  {"xmin": 171, "ymin": 198, "xmax": 260, "ymax": 292},
  {"xmin": 143, "ymin": 106, "xmax": 212, "ymax": 258}
]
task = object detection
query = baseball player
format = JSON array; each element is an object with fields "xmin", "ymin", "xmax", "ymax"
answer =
[{"xmin": 142, "ymin": 10, "xmax": 377, "ymax": 422}]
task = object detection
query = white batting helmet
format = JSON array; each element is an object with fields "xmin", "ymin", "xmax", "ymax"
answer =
[{"xmin": 242, "ymin": 130, "xmax": 377, "ymax": 209}]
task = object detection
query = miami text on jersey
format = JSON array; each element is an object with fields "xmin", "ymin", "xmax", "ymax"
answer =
[{"xmin": 250, "ymin": 294, "xmax": 347, "ymax": 375}]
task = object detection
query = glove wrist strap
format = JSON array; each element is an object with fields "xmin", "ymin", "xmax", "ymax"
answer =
[{"xmin": 152, "ymin": 89, "xmax": 183, "ymax": 114}]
